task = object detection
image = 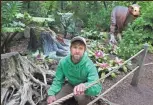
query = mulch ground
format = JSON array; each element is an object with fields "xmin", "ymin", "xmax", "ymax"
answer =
[{"xmin": 103, "ymin": 53, "xmax": 153, "ymax": 105}]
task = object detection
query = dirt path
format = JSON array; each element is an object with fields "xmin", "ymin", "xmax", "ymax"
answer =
[{"xmin": 103, "ymin": 53, "xmax": 153, "ymax": 105}]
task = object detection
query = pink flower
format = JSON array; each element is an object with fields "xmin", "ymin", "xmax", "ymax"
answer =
[
  {"xmin": 95, "ymin": 50, "xmax": 104, "ymax": 59},
  {"xmin": 99, "ymin": 63, "xmax": 109, "ymax": 69},
  {"xmin": 115, "ymin": 57, "xmax": 123, "ymax": 65},
  {"xmin": 37, "ymin": 54, "xmax": 41, "ymax": 59}
]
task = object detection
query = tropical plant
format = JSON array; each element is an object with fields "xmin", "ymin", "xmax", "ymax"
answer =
[
  {"xmin": 1, "ymin": 1, "xmax": 23, "ymax": 54},
  {"xmin": 87, "ymin": 8, "xmax": 111, "ymax": 31},
  {"xmin": 2, "ymin": 1, "xmax": 23, "ymax": 27},
  {"xmin": 87, "ymin": 40, "xmax": 129, "ymax": 79}
]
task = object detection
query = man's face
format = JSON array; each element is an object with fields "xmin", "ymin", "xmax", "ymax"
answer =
[{"xmin": 70, "ymin": 41, "xmax": 85, "ymax": 62}]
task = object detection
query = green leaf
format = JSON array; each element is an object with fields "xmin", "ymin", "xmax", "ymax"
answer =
[{"xmin": 2, "ymin": 27, "xmax": 24, "ymax": 32}]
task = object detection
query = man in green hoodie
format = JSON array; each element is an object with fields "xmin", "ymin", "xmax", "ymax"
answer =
[{"xmin": 47, "ymin": 36, "xmax": 102, "ymax": 105}]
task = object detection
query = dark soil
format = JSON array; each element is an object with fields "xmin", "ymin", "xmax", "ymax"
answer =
[
  {"xmin": 10, "ymin": 38, "xmax": 153, "ymax": 105},
  {"xmin": 103, "ymin": 53, "xmax": 153, "ymax": 105}
]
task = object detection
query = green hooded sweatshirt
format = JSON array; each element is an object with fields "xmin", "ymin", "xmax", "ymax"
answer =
[{"xmin": 48, "ymin": 52, "xmax": 102, "ymax": 96}]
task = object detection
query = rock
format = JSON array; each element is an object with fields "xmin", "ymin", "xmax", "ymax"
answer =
[
  {"xmin": 24, "ymin": 26, "xmax": 30, "ymax": 38},
  {"xmin": 14, "ymin": 32, "xmax": 24, "ymax": 40}
]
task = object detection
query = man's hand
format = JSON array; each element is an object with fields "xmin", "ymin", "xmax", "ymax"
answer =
[
  {"xmin": 109, "ymin": 34, "xmax": 117, "ymax": 45},
  {"xmin": 47, "ymin": 96, "xmax": 56, "ymax": 104},
  {"xmin": 73, "ymin": 83, "xmax": 86, "ymax": 96}
]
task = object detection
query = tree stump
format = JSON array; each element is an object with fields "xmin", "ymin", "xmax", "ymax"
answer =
[
  {"xmin": 27, "ymin": 27, "xmax": 69, "ymax": 57},
  {"xmin": 1, "ymin": 52, "xmax": 54, "ymax": 105}
]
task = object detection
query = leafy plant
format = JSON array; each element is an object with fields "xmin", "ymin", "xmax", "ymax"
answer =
[
  {"xmin": 1, "ymin": 1, "xmax": 23, "ymax": 54},
  {"xmin": 87, "ymin": 7, "xmax": 111, "ymax": 31},
  {"xmin": 2, "ymin": 1, "xmax": 23, "ymax": 27},
  {"xmin": 87, "ymin": 41, "xmax": 129, "ymax": 80},
  {"xmin": 56, "ymin": 12, "xmax": 83, "ymax": 38},
  {"xmin": 117, "ymin": 2, "xmax": 153, "ymax": 59}
]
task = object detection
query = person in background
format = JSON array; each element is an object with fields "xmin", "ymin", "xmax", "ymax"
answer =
[{"xmin": 47, "ymin": 36, "xmax": 102, "ymax": 105}]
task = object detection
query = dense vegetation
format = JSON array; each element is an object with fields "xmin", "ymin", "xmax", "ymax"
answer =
[{"xmin": 1, "ymin": 1, "xmax": 153, "ymax": 57}]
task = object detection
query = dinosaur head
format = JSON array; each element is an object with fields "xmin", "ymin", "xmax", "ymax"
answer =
[{"xmin": 128, "ymin": 4, "xmax": 141, "ymax": 18}]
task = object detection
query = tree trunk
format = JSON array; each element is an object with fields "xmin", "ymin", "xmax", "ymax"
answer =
[
  {"xmin": 103, "ymin": 1, "xmax": 107, "ymax": 10},
  {"xmin": 1, "ymin": 31, "xmax": 19, "ymax": 54},
  {"xmin": 60, "ymin": 1, "xmax": 64, "ymax": 11},
  {"xmin": 1, "ymin": 52, "xmax": 55, "ymax": 105}
]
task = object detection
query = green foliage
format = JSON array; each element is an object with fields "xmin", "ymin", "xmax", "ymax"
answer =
[
  {"xmin": 62, "ymin": 1, "xmax": 109, "ymax": 29},
  {"xmin": 2, "ymin": 1, "xmax": 23, "ymax": 27},
  {"xmin": 117, "ymin": 42, "xmax": 142, "ymax": 60},
  {"xmin": 22, "ymin": 1, "xmax": 58, "ymax": 17},
  {"xmin": 2, "ymin": 27, "xmax": 24, "ymax": 33},
  {"xmin": 23, "ymin": 12, "xmax": 33, "ymax": 25},
  {"xmin": 18, "ymin": 1, "xmax": 135, "ymax": 31},
  {"xmin": 16, "ymin": 12, "xmax": 55, "ymax": 27},
  {"xmin": 81, "ymin": 29, "xmax": 108, "ymax": 41},
  {"xmin": 55, "ymin": 12, "xmax": 84, "ymax": 36},
  {"xmin": 23, "ymin": 1, "xmax": 42, "ymax": 17},
  {"xmin": 86, "ymin": 1, "xmax": 132, "ymax": 31},
  {"xmin": 69, "ymin": 1, "xmax": 92, "ymax": 26},
  {"xmin": 117, "ymin": 21, "xmax": 148, "ymax": 59},
  {"xmin": 56, "ymin": 12, "xmax": 75, "ymax": 35},
  {"xmin": 1, "ymin": 1, "xmax": 25, "ymax": 54},
  {"xmin": 1, "ymin": 1, "xmax": 152, "ymax": 57},
  {"xmin": 39, "ymin": 1, "xmax": 59, "ymax": 17},
  {"xmin": 87, "ymin": 8, "xmax": 111, "ymax": 31},
  {"xmin": 1, "ymin": 1, "xmax": 24, "ymax": 33},
  {"xmin": 117, "ymin": 2, "xmax": 153, "ymax": 59}
]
